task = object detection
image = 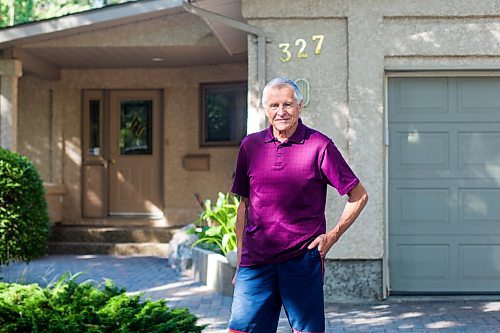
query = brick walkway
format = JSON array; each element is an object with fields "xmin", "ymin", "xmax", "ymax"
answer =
[{"xmin": 2, "ymin": 255, "xmax": 500, "ymax": 332}]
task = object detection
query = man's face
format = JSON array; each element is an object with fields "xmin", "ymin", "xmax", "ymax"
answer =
[{"xmin": 264, "ymin": 86, "xmax": 302, "ymax": 133}]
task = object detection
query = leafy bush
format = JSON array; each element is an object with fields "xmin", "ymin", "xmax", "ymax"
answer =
[
  {"xmin": 0, "ymin": 273, "xmax": 205, "ymax": 333},
  {"xmin": 192, "ymin": 192, "xmax": 239, "ymax": 255},
  {"xmin": 0, "ymin": 147, "xmax": 50, "ymax": 265}
]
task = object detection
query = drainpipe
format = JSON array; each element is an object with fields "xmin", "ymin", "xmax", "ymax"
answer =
[{"xmin": 182, "ymin": 0, "xmax": 268, "ymax": 132}]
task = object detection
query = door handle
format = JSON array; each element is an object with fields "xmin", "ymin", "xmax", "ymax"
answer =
[{"xmin": 109, "ymin": 159, "xmax": 116, "ymax": 165}]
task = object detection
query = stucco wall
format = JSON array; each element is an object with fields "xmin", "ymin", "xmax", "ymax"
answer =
[
  {"xmin": 243, "ymin": 0, "xmax": 383, "ymax": 260},
  {"xmin": 17, "ymin": 76, "xmax": 52, "ymax": 181},
  {"xmin": 242, "ymin": 0, "xmax": 500, "ymax": 263}
]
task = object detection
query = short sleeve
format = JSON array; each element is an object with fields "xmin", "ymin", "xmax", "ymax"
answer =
[
  {"xmin": 231, "ymin": 143, "xmax": 250, "ymax": 198},
  {"xmin": 320, "ymin": 142, "xmax": 360, "ymax": 196}
]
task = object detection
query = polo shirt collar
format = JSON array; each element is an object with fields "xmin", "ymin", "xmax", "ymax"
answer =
[{"xmin": 264, "ymin": 118, "xmax": 306, "ymax": 144}]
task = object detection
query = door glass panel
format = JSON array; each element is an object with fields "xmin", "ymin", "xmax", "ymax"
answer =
[
  {"xmin": 120, "ymin": 100, "xmax": 153, "ymax": 155},
  {"xmin": 88, "ymin": 100, "xmax": 101, "ymax": 156}
]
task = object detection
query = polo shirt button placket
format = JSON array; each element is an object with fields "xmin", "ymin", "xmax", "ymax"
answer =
[{"xmin": 275, "ymin": 144, "xmax": 284, "ymax": 167}]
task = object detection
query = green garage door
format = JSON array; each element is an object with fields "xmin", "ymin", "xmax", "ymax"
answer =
[{"xmin": 389, "ymin": 77, "xmax": 500, "ymax": 293}]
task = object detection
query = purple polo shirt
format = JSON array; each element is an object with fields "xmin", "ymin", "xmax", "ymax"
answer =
[{"xmin": 231, "ymin": 119, "xmax": 359, "ymax": 267}]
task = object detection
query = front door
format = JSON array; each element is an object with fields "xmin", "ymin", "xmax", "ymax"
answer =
[{"xmin": 108, "ymin": 90, "xmax": 162, "ymax": 216}]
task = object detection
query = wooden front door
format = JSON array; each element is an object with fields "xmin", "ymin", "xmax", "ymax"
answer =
[{"xmin": 108, "ymin": 90, "xmax": 162, "ymax": 216}]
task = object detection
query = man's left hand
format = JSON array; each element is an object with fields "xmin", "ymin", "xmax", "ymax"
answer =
[{"xmin": 307, "ymin": 233, "xmax": 335, "ymax": 258}]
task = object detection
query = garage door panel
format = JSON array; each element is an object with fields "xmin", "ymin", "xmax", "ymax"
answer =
[
  {"xmin": 458, "ymin": 132, "xmax": 500, "ymax": 170},
  {"xmin": 459, "ymin": 244, "xmax": 500, "ymax": 282},
  {"xmin": 396, "ymin": 131, "xmax": 449, "ymax": 167},
  {"xmin": 389, "ymin": 76, "xmax": 500, "ymax": 293},
  {"xmin": 460, "ymin": 189, "xmax": 500, "ymax": 224},
  {"xmin": 392, "ymin": 77, "xmax": 448, "ymax": 113},
  {"xmin": 393, "ymin": 243, "xmax": 451, "ymax": 280},
  {"xmin": 394, "ymin": 188, "xmax": 450, "ymax": 225},
  {"xmin": 458, "ymin": 77, "xmax": 500, "ymax": 116},
  {"xmin": 390, "ymin": 125, "xmax": 451, "ymax": 178}
]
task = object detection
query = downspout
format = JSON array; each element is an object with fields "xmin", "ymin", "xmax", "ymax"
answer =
[{"xmin": 182, "ymin": 0, "xmax": 268, "ymax": 133}]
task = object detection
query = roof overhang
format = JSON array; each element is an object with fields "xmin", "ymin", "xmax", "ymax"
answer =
[
  {"xmin": 191, "ymin": 0, "xmax": 248, "ymax": 55},
  {"xmin": 0, "ymin": 0, "xmax": 248, "ymax": 80},
  {"xmin": 0, "ymin": 0, "xmax": 185, "ymax": 47}
]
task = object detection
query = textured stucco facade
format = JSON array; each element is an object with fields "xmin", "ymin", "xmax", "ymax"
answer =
[{"xmin": 242, "ymin": 0, "xmax": 500, "ymax": 300}]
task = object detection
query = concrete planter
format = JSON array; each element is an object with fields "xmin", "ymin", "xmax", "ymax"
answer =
[
  {"xmin": 191, "ymin": 247, "xmax": 236, "ymax": 296},
  {"xmin": 225, "ymin": 249, "xmax": 238, "ymax": 268}
]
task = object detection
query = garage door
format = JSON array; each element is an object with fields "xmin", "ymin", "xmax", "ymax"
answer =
[{"xmin": 388, "ymin": 77, "xmax": 500, "ymax": 293}]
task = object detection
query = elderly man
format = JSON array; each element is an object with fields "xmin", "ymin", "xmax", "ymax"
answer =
[{"xmin": 229, "ymin": 77, "xmax": 368, "ymax": 333}]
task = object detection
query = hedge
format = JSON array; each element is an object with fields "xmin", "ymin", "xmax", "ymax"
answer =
[
  {"xmin": 0, "ymin": 147, "xmax": 50, "ymax": 265},
  {"xmin": 0, "ymin": 273, "xmax": 205, "ymax": 333}
]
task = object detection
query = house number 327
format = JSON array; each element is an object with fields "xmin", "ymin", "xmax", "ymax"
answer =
[{"xmin": 278, "ymin": 35, "xmax": 325, "ymax": 62}]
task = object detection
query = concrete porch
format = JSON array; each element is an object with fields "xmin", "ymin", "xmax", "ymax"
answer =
[{"xmin": 48, "ymin": 218, "xmax": 180, "ymax": 256}]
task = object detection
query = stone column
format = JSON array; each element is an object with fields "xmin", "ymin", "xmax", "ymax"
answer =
[{"xmin": 0, "ymin": 59, "xmax": 22, "ymax": 151}]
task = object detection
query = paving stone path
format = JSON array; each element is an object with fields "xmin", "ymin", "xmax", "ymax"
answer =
[{"xmin": 2, "ymin": 255, "xmax": 500, "ymax": 332}]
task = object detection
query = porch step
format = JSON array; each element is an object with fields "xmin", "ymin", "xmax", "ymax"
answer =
[
  {"xmin": 48, "ymin": 242, "xmax": 169, "ymax": 256},
  {"xmin": 48, "ymin": 225, "xmax": 180, "ymax": 256},
  {"xmin": 49, "ymin": 225, "xmax": 177, "ymax": 243}
]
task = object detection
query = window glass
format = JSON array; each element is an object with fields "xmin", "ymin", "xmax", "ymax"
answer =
[
  {"xmin": 202, "ymin": 82, "xmax": 247, "ymax": 145},
  {"xmin": 88, "ymin": 100, "xmax": 100, "ymax": 156},
  {"xmin": 120, "ymin": 100, "xmax": 153, "ymax": 155}
]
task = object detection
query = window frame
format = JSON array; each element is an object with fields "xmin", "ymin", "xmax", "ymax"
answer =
[{"xmin": 199, "ymin": 81, "xmax": 248, "ymax": 147}]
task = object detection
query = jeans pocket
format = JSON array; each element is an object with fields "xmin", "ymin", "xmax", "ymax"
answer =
[{"xmin": 308, "ymin": 247, "xmax": 320, "ymax": 259}]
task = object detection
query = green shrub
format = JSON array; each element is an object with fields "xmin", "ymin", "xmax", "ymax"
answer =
[
  {"xmin": 0, "ymin": 147, "xmax": 50, "ymax": 265},
  {"xmin": 0, "ymin": 273, "xmax": 205, "ymax": 333},
  {"xmin": 192, "ymin": 192, "xmax": 239, "ymax": 255}
]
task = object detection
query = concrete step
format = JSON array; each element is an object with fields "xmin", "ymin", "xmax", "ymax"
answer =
[
  {"xmin": 49, "ymin": 225, "xmax": 178, "ymax": 243},
  {"xmin": 48, "ymin": 242, "xmax": 170, "ymax": 256}
]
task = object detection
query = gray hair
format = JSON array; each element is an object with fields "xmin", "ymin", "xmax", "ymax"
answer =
[{"xmin": 262, "ymin": 77, "xmax": 303, "ymax": 107}]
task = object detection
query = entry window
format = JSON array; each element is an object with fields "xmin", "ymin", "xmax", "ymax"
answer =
[
  {"xmin": 88, "ymin": 100, "xmax": 101, "ymax": 156},
  {"xmin": 201, "ymin": 82, "xmax": 247, "ymax": 146},
  {"xmin": 120, "ymin": 100, "xmax": 153, "ymax": 155}
]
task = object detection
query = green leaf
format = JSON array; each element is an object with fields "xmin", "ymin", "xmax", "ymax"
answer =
[{"xmin": 205, "ymin": 226, "xmax": 222, "ymax": 236}]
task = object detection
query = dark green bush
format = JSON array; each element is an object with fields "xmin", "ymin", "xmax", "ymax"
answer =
[
  {"xmin": 0, "ymin": 147, "xmax": 50, "ymax": 265},
  {"xmin": 0, "ymin": 273, "xmax": 205, "ymax": 333}
]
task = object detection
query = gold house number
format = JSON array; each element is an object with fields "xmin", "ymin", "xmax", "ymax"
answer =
[{"xmin": 279, "ymin": 35, "xmax": 325, "ymax": 62}]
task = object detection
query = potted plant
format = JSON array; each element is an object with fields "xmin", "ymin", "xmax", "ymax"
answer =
[{"xmin": 192, "ymin": 192, "xmax": 239, "ymax": 267}]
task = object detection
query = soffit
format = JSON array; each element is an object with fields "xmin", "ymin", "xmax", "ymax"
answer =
[{"xmin": 20, "ymin": 45, "xmax": 246, "ymax": 69}]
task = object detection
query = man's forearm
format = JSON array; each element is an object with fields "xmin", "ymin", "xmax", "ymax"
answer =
[{"xmin": 235, "ymin": 198, "xmax": 248, "ymax": 266}]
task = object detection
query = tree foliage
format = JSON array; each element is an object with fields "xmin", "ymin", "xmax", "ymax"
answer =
[{"xmin": 0, "ymin": 0, "xmax": 133, "ymax": 27}]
